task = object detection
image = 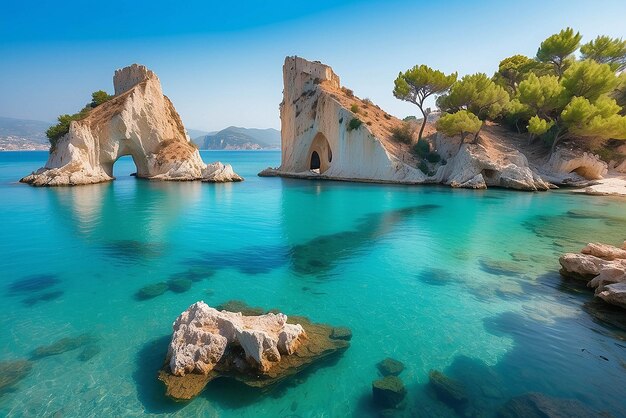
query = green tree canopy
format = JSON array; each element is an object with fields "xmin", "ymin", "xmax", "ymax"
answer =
[
  {"xmin": 435, "ymin": 110, "xmax": 482, "ymax": 147},
  {"xmin": 437, "ymin": 73, "xmax": 510, "ymax": 122},
  {"xmin": 561, "ymin": 60, "xmax": 618, "ymax": 102},
  {"xmin": 90, "ymin": 90, "xmax": 113, "ymax": 107},
  {"xmin": 580, "ymin": 35, "xmax": 626, "ymax": 72},
  {"xmin": 561, "ymin": 96, "xmax": 626, "ymax": 140},
  {"xmin": 494, "ymin": 55, "xmax": 537, "ymax": 94},
  {"xmin": 527, "ymin": 115, "xmax": 554, "ymax": 138},
  {"xmin": 536, "ymin": 27, "xmax": 582, "ymax": 78},
  {"xmin": 517, "ymin": 73, "xmax": 566, "ymax": 117},
  {"xmin": 393, "ymin": 65, "xmax": 457, "ymax": 141}
]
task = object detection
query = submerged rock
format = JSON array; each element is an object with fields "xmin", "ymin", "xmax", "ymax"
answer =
[
  {"xmin": 21, "ymin": 290, "xmax": 63, "ymax": 306},
  {"xmin": 21, "ymin": 64, "xmax": 242, "ymax": 186},
  {"xmin": 78, "ymin": 344, "xmax": 101, "ymax": 362},
  {"xmin": 330, "ymin": 327, "xmax": 352, "ymax": 341},
  {"xmin": 559, "ymin": 241, "xmax": 626, "ymax": 309},
  {"xmin": 372, "ymin": 376, "xmax": 406, "ymax": 408},
  {"xmin": 428, "ymin": 370, "xmax": 469, "ymax": 407},
  {"xmin": 167, "ymin": 278, "xmax": 192, "ymax": 293},
  {"xmin": 7, "ymin": 274, "xmax": 60, "ymax": 295},
  {"xmin": 158, "ymin": 301, "xmax": 350, "ymax": 400},
  {"xmin": 32, "ymin": 333, "xmax": 95, "ymax": 359},
  {"xmin": 135, "ymin": 282, "xmax": 169, "ymax": 300},
  {"xmin": 215, "ymin": 300, "xmax": 265, "ymax": 316},
  {"xmin": 0, "ymin": 360, "xmax": 33, "ymax": 393},
  {"xmin": 376, "ymin": 358, "xmax": 405, "ymax": 376},
  {"xmin": 497, "ymin": 392, "xmax": 598, "ymax": 418}
]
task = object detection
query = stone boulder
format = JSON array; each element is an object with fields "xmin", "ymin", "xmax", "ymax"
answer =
[
  {"xmin": 159, "ymin": 301, "xmax": 350, "ymax": 400},
  {"xmin": 434, "ymin": 140, "xmax": 551, "ymax": 191},
  {"xmin": 559, "ymin": 241, "xmax": 626, "ymax": 309},
  {"xmin": 21, "ymin": 64, "xmax": 242, "ymax": 186},
  {"xmin": 543, "ymin": 147, "xmax": 608, "ymax": 182},
  {"xmin": 372, "ymin": 376, "xmax": 406, "ymax": 408}
]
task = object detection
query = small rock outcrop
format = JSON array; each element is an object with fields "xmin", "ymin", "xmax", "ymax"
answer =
[
  {"xmin": 159, "ymin": 301, "xmax": 350, "ymax": 400},
  {"xmin": 372, "ymin": 375, "xmax": 407, "ymax": 408},
  {"xmin": 434, "ymin": 137, "xmax": 551, "ymax": 191},
  {"xmin": 543, "ymin": 147, "xmax": 608, "ymax": 182},
  {"xmin": 21, "ymin": 64, "xmax": 242, "ymax": 186},
  {"xmin": 559, "ymin": 242, "xmax": 626, "ymax": 309}
]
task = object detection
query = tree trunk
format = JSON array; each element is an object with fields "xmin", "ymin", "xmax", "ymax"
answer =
[
  {"xmin": 550, "ymin": 128, "xmax": 564, "ymax": 154},
  {"xmin": 472, "ymin": 123, "xmax": 483, "ymax": 144},
  {"xmin": 458, "ymin": 133, "xmax": 466, "ymax": 152},
  {"xmin": 417, "ymin": 105, "xmax": 427, "ymax": 142}
]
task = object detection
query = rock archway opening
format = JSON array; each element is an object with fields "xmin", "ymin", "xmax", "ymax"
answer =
[
  {"xmin": 310, "ymin": 151, "xmax": 321, "ymax": 170},
  {"xmin": 307, "ymin": 132, "xmax": 332, "ymax": 174}
]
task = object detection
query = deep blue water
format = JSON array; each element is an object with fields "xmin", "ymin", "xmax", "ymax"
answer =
[{"xmin": 0, "ymin": 151, "xmax": 625, "ymax": 417}]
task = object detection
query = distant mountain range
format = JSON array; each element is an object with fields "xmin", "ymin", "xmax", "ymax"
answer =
[
  {"xmin": 192, "ymin": 126, "xmax": 280, "ymax": 150},
  {"xmin": 0, "ymin": 116, "xmax": 51, "ymax": 150},
  {"xmin": 0, "ymin": 117, "xmax": 281, "ymax": 151}
]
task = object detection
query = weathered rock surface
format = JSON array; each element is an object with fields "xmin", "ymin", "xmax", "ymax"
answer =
[
  {"xmin": 428, "ymin": 370, "xmax": 469, "ymax": 407},
  {"xmin": 159, "ymin": 301, "xmax": 350, "ymax": 400},
  {"xmin": 372, "ymin": 376, "xmax": 407, "ymax": 408},
  {"xmin": 434, "ymin": 138, "xmax": 551, "ymax": 191},
  {"xmin": 543, "ymin": 147, "xmax": 608, "ymax": 181},
  {"xmin": 260, "ymin": 57, "xmax": 553, "ymax": 191},
  {"xmin": 260, "ymin": 56, "xmax": 426, "ymax": 183},
  {"xmin": 559, "ymin": 241, "xmax": 626, "ymax": 309},
  {"xmin": 0, "ymin": 360, "xmax": 33, "ymax": 393},
  {"xmin": 376, "ymin": 358, "xmax": 405, "ymax": 376},
  {"xmin": 21, "ymin": 64, "xmax": 242, "ymax": 186},
  {"xmin": 497, "ymin": 392, "xmax": 598, "ymax": 418}
]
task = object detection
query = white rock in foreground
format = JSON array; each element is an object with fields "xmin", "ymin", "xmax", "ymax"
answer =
[
  {"xmin": 21, "ymin": 64, "xmax": 242, "ymax": 186},
  {"xmin": 167, "ymin": 302, "xmax": 306, "ymax": 376}
]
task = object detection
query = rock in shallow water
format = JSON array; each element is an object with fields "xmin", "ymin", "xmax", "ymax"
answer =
[
  {"xmin": 497, "ymin": 392, "xmax": 598, "ymax": 418},
  {"xmin": 330, "ymin": 327, "xmax": 352, "ymax": 341},
  {"xmin": 135, "ymin": 282, "xmax": 169, "ymax": 300},
  {"xmin": 0, "ymin": 360, "xmax": 33, "ymax": 393},
  {"xmin": 428, "ymin": 370, "xmax": 469, "ymax": 407},
  {"xmin": 167, "ymin": 278, "xmax": 192, "ymax": 293},
  {"xmin": 372, "ymin": 376, "xmax": 406, "ymax": 408},
  {"xmin": 559, "ymin": 241, "xmax": 626, "ymax": 310},
  {"xmin": 376, "ymin": 358, "xmax": 405, "ymax": 376},
  {"xmin": 31, "ymin": 333, "xmax": 96, "ymax": 359},
  {"xmin": 158, "ymin": 301, "xmax": 350, "ymax": 400}
]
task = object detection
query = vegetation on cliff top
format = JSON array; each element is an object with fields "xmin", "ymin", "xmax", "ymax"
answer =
[
  {"xmin": 395, "ymin": 28, "xmax": 626, "ymax": 157},
  {"xmin": 46, "ymin": 90, "xmax": 113, "ymax": 150}
]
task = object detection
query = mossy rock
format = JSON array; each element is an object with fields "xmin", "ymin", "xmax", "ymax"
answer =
[
  {"xmin": 32, "ymin": 333, "xmax": 96, "ymax": 359},
  {"xmin": 0, "ymin": 360, "xmax": 33, "ymax": 392},
  {"xmin": 429, "ymin": 370, "xmax": 468, "ymax": 407},
  {"xmin": 136, "ymin": 282, "xmax": 169, "ymax": 300},
  {"xmin": 167, "ymin": 278, "xmax": 192, "ymax": 293},
  {"xmin": 376, "ymin": 358, "xmax": 404, "ymax": 376},
  {"xmin": 372, "ymin": 376, "xmax": 406, "ymax": 408},
  {"xmin": 158, "ymin": 302, "xmax": 350, "ymax": 401},
  {"xmin": 330, "ymin": 327, "xmax": 352, "ymax": 341}
]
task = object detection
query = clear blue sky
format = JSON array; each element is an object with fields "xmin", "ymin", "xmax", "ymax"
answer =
[{"xmin": 1, "ymin": 0, "xmax": 625, "ymax": 132}]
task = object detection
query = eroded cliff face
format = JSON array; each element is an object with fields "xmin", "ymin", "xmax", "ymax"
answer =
[
  {"xmin": 261, "ymin": 57, "xmax": 554, "ymax": 191},
  {"xmin": 266, "ymin": 56, "xmax": 426, "ymax": 183},
  {"xmin": 21, "ymin": 64, "xmax": 242, "ymax": 186}
]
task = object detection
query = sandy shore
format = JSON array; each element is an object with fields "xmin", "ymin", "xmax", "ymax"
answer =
[{"xmin": 572, "ymin": 173, "xmax": 626, "ymax": 197}]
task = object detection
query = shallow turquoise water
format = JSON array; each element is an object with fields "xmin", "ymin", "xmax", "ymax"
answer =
[{"xmin": 0, "ymin": 151, "xmax": 625, "ymax": 417}]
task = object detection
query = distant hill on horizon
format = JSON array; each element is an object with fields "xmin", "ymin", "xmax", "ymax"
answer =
[
  {"xmin": 193, "ymin": 126, "xmax": 280, "ymax": 150},
  {"xmin": 0, "ymin": 116, "xmax": 51, "ymax": 150}
]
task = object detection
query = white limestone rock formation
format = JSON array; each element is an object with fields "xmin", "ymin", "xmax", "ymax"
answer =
[
  {"xmin": 433, "ymin": 136, "xmax": 551, "ymax": 191},
  {"xmin": 559, "ymin": 242, "xmax": 626, "ymax": 309},
  {"xmin": 21, "ymin": 64, "xmax": 242, "ymax": 186},
  {"xmin": 260, "ymin": 57, "xmax": 551, "ymax": 191},
  {"xmin": 543, "ymin": 147, "xmax": 608, "ymax": 182},
  {"xmin": 167, "ymin": 302, "xmax": 306, "ymax": 376},
  {"xmin": 261, "ymin": 56, "xmax": 426, "ymax": 183}
]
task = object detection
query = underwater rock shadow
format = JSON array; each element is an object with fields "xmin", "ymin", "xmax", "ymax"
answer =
[
  {"xmin": 99, "ymin": 239, "xmax": 166, "ymax": 264},
  {"xmin": 187, "ymin": 204, "xmax": 442, "ymax": 279},
  {"xmin": 6, "ymin": 274, "xmax": 60, "ymax": 295},
  {"xmin": 132, "ymin": 335, "xmax": 185, "ymax": 414}
]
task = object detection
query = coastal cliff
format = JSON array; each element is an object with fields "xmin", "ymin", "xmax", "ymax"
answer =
[
  {"xmin": 21, "ymin": 64, "xmax": 242, "ymax": 186},
  {"xmin": 260, "ymin": 57, "xmax": 624, "ymax": 193}
]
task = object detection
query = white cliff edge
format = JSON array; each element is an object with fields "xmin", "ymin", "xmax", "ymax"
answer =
[
  {"xmin": 21, "ymin": 64, "xmax": 242, "ymax": 186},
  {"xmin": 260, "ymin": 56, "xmax": 553, "ymax": 191}
]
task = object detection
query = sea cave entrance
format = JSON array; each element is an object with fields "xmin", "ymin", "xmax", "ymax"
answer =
[
  {"xmin": 310, "ymin": 151, "xmax": 321, "ymax": 170},
  {"xmin": 307, "ymin": 132, "xmax": 332, "ymax": 174}
]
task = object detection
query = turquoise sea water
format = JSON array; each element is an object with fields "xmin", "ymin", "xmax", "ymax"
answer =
[{"xmin": 0, "ymin": 151, "xmax": 625, "ymax": 417}]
